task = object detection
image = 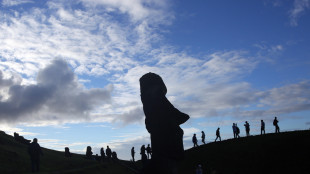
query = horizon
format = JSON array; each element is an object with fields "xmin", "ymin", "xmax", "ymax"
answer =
[{"xmin": 0, "ymin": 0, "xmax": 310, "ymax": 160}]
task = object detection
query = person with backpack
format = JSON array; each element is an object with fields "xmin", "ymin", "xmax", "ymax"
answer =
[
  {"xmin": 232, "ymin": 123, "xmax": 237, "ymax": 138},
  {"xmin": 273, "ymin": 117, "xmax": 280, "ymax": 133},
  {"xmin": 235, "ymin": 124, "xmax": 240, "ymax": 138},
  {"xmin": 215, "ymin": 128, "xmax": 221, "ymax": 142}
]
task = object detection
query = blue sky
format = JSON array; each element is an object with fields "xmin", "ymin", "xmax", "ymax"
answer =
[{"xmin": 0, "ymin": 0, "xmax": 310, "ymax": 160}]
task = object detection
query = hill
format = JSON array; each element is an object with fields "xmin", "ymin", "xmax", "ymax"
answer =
[
  {"xmin": 0, "ymin": 130, "xmax": 135, "ymax": 174},
  {"xmin": 1, "ymin": 130, "xmax": 310, "ymax": 174},
  {"xmin": 178, "ymin": 130, "xmax": 310, "ymax": 174}
]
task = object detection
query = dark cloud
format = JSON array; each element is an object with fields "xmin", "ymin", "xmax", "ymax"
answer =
[{"xmin": 0, "ymin": 59, "xmax": 112, "ymax": 124}]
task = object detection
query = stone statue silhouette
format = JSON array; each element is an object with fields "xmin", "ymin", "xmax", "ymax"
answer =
[{"xmin": 140, "ymin": 72, "xmax": 190, "ymax": 173}]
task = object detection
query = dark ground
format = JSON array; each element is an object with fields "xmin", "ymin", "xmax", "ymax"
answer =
[
  {"xmin": 0, "ymin": 130, "xmax": 134, "ymax": 174},
  {"xmin": 178, "ymin": 130, "xmax": 310, "ymax": 174},
  {"xmin": 1, "ymin": 130, "xmax": 310, "ymax": 173}
]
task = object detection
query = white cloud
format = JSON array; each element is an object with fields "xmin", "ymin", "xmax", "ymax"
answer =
[
  {"xmin": 289, "ymin": 0, "xmax": 310, "ymax": 26},
  {"xmin": 1, "ymin": 0, "xmax": 34, "ymax": 7},
  {"xmin": 0, "ymin": 123, "xmax": 40, "ymax": 136}
]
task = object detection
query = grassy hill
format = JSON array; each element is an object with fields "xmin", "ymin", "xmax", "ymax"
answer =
[
  {"xmin": 0, "ymin": 131, "xmax": 134, "ymax": 174},
  {"xmin": 1, "ymin": 130, "xmax": 310, "ymax": 174},
  {"xmin": 178, "ymin": 130, "xmax": 310, "ymax": 174}
]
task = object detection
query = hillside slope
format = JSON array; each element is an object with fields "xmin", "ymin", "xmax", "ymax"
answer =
[
  {"xmin": 179, "ymin": 130, "xmax": 310, "ymax": 174},
  {"xmin": 0, "ymin": 131, "xmax": 134, "ymax": 174}
]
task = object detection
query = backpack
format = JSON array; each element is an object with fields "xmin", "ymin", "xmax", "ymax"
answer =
[{"xmin": 236, "ymin": 127, "xmax": 240, "ymax": 134}]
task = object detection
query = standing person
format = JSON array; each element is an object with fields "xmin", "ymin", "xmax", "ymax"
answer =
[
  {"xmin": 28, "ymin": 138, "xmax": 43, "ymax": 173},
  {"xmin": 273, "ymin": 117, "xmax": 280, "ymax": 133},
  {"xmin": 140, "ymin": 145, "xmax": 146, "ymax": 157},
  {"xmin": 215, "ymin": 128, "xmax": 221, "ymax": 142},
  {"xmin": 140, "ymin": 72, "xmax": 190, "ymax": 173},
  {"xmin": 192, "ymin": 134, "xmax": 198, "ymax": 147},
  {"xmin": 201, "ymin": 131, "xmax": 206, "ymax": 144},
  {"xmin": 261, "ymin": 120, "xmax": 266, "ymax": 135},
  {"xmin": 131, "ymin": 147, "xmax": 135, "ymax": 162},
  {"xmin": 235, "ymin": 124, "xmax": 240, "ymax": 138},
  {"xmin": 106, "ymin": 146, "xmax": 112, "ymax": 160},
  {"xmin": 244, "ymin": 121, "xmax": 250, "ymax": 136},
  {"xmin": 146, "ymin": 144, "xmax": 152, "ymax": 159},
  {"xmin": 100, "ymin": 147, "xmax": 105, "ymax": 162},
  {"xmin": 232, "ymin": 123, "xmax": 236, "ymax": 138}
]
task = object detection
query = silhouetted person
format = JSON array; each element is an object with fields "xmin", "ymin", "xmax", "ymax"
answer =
[
  {"xmin": 215, "ymin": 128, "xmax": 221, "ymax": 142},
  {"xmin": 106, "ymin": 146, "xmax": 112, "ymax": 159},
  {"xmin": 65, "ymin": 147, "xmax": 72, "ymax": 157},
  {"xmin": 100, "ymin": 147, "xmax": 105, "ymax": 161},
  {"xmin": 86, "ymin": 146, "xmax": 93, "ymax": 159},
  {"xmin": 146, "ymin": 144, "xmax": 152, "ymax": 159},
  {"xmin": 28, "ymin": 138, "xmax": 43, "ymax": 173},
  {"xmin": 140, "ymin": 72, "xmax": 190, "ymax": 173},
  {"xmin": 140, "ymin": 145, "xmax": 146, "ymax": 159},
  {"xmin": 232, "ymin": 123, "xmax": 237, "ymax": 138},
  {"xmin": 261, "ymin": 120, "xmax": 265, "ymax": 135},
  {"xmin": 244, "ymin": 121, "xmax": 250, "ymax": 136},
  {"xmin": 235, "ymin": 124, "xmax": 240, "ymax": 138},
  {"xmin": 131, "ymin": 147, "xmax": 135, "ymax": 162},
  {"xmin": 192, "ymin": 134, "xmax": 198, "ymax": 147},
  {"xmin": 201, "ymin": 131, "xmax": 206, "ymax": 144},
  {"xmin": 273, "ymin": 117, "xmax": 280, "ymax": 133}
]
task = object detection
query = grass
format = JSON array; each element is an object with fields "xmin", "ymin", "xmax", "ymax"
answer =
[
  {"xmin": 0, "ymin": 131, "xmax": 134, "ymax": 174},
  {"xmin": 178, "ymin": 130, "xmax": 310, "ymax": 174},
  {"xmin": 1, "ymin": 130, "xmax": 310, "ymax": 174}
]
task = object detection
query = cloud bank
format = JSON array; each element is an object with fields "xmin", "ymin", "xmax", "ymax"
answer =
[{"xmin": 0, "ymin": 59, "xmax": 112, "ymax": 124}]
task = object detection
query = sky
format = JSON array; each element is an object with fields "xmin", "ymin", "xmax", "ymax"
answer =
[{"xmin": 0, "ymin": 0, "xmax": 310, "ymax": 160}]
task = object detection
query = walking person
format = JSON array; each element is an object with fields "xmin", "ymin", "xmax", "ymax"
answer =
[
  {"xmin": 235, "ymin": 123, "xmax": 240, "ymax": 138},
  {"xmin": 261, "ymin": 120, "xmax": 265, "ymax": 135},
  {"xmin": 215, "ymin": 128, "xmax": 221, "ymax": 142},
  {"xmin": 244, "ymin": 121, "xmax": 250, "ymax": 136},
  {"xmin": 192, "ymin": 134, "xmax": 198, "ymax": 147},
  {"xmin": 201, "ymin": 131, "xmax": 206, "ymax": 144},
  {"xmin": 232, "ymin": 123, "xmax": 237, "ymax": 138},
  {"xmin": 273, "ymin": 117, "xmax": 280, "ymax": 133}
]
